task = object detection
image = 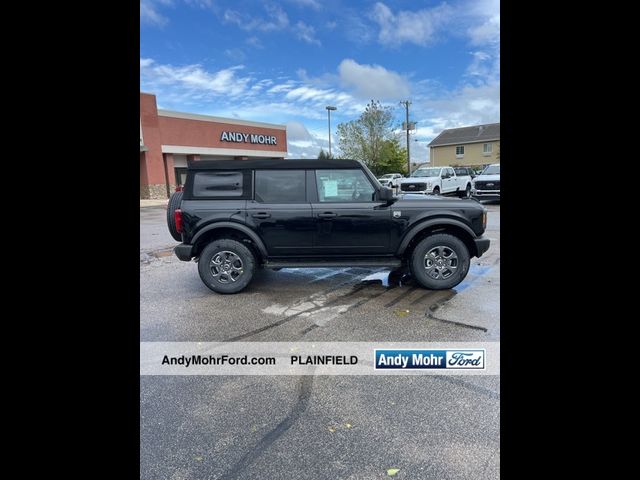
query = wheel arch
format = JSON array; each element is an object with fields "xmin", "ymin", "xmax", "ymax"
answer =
[
  {"xmin": 191, "ymin": 222, "xmax": 268, "ymax": 261},
  {"xmin": 397, "ymin": 219, "xmax": 478, "ymax": 259}
]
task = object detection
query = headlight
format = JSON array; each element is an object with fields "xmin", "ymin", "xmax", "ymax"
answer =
[
  {"xmin": 471, "ymin": 181, "xmax": 475, "ymax": 188},
  {"xmin": 426, "ymin": 182, "xmax": 432, "ymax": 188}
]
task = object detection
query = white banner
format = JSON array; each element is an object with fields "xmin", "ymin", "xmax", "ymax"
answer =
[{"xmin": 140, "ymin": 342, "xmax": 500, "ymax": 375}]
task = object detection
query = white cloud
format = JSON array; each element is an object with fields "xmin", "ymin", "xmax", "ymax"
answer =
[
  {"xmin": 285, "ymin": 0, "xmax": 321, "ymax": 10},
  {"xmin": 140, "ymin": 58, "xmax": 251, "ymax": 99},
  {"xmin": 294, "ymin": 21, "xmax": 321, "ymax": 45},
  {"xmin": 223, "ymin": 4, "xmax": 289, "ymax": 32},
  {"xmin": 245, "ymin": 36, "xmax": 264, "ymax": 49},
  {"xmin": 287, "ymin": 121, "xmax": 313, "ymax": 142},
  {"xmin": 468, "ymin": 14, "xmax": 500, "ymax": 46},
  {"xmin": 140, "ymin": 0, "xmax": 172, "ymax": 27},
  {"xmin": 224, "ymin": 48, "xmax": 246, "ymax": 61},
  {"xmin": 371, "ymin": 2, "xmax": 453, "ymax": 47},
  {"xmin": 338, "ymin": 59, "xmax": 410, "ymax": 99},
  {"xmin": 419, "ymin": 83, "xmax": 500, "ymax": 133}
]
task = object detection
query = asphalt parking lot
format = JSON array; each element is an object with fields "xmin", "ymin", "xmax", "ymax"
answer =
[{"xmin": 140, "ymin": 202, "xmax": 500, "ymax": 479}]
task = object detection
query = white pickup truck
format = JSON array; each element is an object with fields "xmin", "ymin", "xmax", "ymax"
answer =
[{"xmin": 399, "ymin": 166, "xmax": 473, "ymax": 198}]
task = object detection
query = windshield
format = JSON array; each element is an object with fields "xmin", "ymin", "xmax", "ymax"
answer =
[
  {"xmin": 411, "ymin": 168, "xmax": 441, "ymax": 177},
  {"xmin": 481, "ymin": 165, "xmax": 500, "ymax": 175}
]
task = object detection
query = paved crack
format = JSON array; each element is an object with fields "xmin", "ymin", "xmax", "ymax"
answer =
[
  {"xmin": 218, "ymin": 374, "xmax": 315, "ymax": 480},
  {"xmin": 426, "ymin": 313, "xmax": 488, "ymax": 332}
]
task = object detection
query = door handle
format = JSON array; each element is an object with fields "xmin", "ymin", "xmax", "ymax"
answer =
[
  {"xmin": 251, "ymin": 212, "xmax": 271, "ymax": 219},
  {"xmin": 318, "ymin": 212, "xmax": 338, "ymax": 218}
]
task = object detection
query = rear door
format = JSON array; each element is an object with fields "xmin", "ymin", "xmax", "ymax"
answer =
[
  {"xmin": 246, "ymin": 169, "xmax": 314, "ymax": 256},
  {"xmin": 310, "ymin": 168, "xmax": 392, "ymax": 254}
]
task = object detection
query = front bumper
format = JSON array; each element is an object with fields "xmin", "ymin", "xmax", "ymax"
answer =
[
  {"xmin": 472, "ymin": 189, "xmax": 500, "ymax": 201},
  {"xmin": 474, "ymin": 236, "xmax": 491, "ymax": 257},
  {"xmin": 174, "ymin": 243, "xmax": 194, "ymax": 261}
]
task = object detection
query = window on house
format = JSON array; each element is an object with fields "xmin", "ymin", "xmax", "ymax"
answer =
[
  {"xmin": 456, "ymin": 146, "xmax": 465, "ymax": 156},
  {"xmin": 483, "ymin": 143, "xmax": 493, "ymax": 154}
]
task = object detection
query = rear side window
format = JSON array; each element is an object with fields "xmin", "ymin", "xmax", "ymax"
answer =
[
  {"xmin": 255, "ymin": 170, "xmax": 306, "ymax": 203},
  {"xmin": 192, "ymin": 171, "xmax": 246, "ymax": 198}
]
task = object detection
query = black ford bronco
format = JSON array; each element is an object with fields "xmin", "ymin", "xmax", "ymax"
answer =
[{"xmin": 167, "ymin": 159, "xmax": 489, "ymax": 293}]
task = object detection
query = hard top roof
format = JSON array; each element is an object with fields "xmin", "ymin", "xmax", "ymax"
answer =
[{"xmin": 187, "ymin": 159, "xmax": 364, "ymax": 170}]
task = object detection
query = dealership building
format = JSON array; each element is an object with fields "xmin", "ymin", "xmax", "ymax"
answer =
[{"xmin": 140, "ymin": 92, "xmax": 288, "ymax": 199}]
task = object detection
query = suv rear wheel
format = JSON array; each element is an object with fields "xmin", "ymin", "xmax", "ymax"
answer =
[
  {"xmin": 198, "ymin": 239, "xmax": 256, "ymax": 294},
  {"xmin": 410, "ymin": 234, "xmax": 470, "ymax": 290}
]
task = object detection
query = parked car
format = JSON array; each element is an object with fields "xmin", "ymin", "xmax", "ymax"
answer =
[
  {"xmin": 472, "ymin": 163, "xmax": 500, "ymax": 201},
  {"xmin": 399, "ymin": 166, "xmax": 473, "ymax": 198},
  {"xmin": 377, "ymin": 173, "xmax": 404, "ymax": 189},
  {"xmin": 167, "ymin": 159, "xmax": 489, "ymax": 293}
]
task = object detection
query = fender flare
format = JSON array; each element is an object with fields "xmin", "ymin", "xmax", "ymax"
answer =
[
  {"xmin": 191, "ymin": 221, "xmax": 268, "ymax": 258},
  {"xmin": 396, "ymin": 218, "xmax": 477, "ymax": 255}
]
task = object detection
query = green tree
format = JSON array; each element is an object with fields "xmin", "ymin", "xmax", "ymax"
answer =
[
  {"xmin": 317, "ymin": 149, "xmax": 333, "ymax": 159},
  {"xmin": 376, "ymin": 139, "xmax": 407, "ymax": 176},
  {"xmin": 336, "ymin": 100, "xmax": 400, "ymax": 173}
]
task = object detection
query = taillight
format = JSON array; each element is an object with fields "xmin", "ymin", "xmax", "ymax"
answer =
[
  {"xmin": 175, "ymin": 185, "xmax": 183, "ymax": 192},
  {"xmin": 175, "ymin": 209, "xmax": 183, "ymax": 234}
]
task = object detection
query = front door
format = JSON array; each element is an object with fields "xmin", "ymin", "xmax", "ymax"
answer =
[
  {"xmin": 311, "ymin": 168, "xmax": 391, "ymax": 255},
  {"xmin": 246, "ymin": 169, "xmax": 314, "ymax": 256}
]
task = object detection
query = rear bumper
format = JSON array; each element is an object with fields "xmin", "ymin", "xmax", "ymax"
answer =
[
  {"xmin": 174, "ymin": 243, "xmax": 194, "ymax": 261},
  {"xmin": 474, "ymin": 236, "xmax": 490, "ymax": 257}
]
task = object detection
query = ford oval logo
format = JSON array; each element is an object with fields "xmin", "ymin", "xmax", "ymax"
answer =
[
  {"xmin": 409, "ymin": 185, "xmax": 415, "ymax": 189},
  {"xmin": 487, "ymin": 183, "xmax": 494, "ymax": 187}
]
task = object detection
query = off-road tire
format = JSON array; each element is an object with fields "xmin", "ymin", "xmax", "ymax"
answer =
[
  {"xmin": 198, "ymin": 239, "xmax": 256, "ymax": 294},
  {"xmin": 410, "ymin": 233, "xmax": 470, "ymax": 290},
  {"xmin": 167, "ymin": 191, "xmax": 184, "ymax": 241}
]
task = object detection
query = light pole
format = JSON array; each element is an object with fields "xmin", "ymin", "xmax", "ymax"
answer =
[
  {"xmin": 400, "ymin": 100, "xmax": 412, "ymax": 175},
  {"xmin": 326, "ymin": 106, "xmax": 336, "ymax": 157}
]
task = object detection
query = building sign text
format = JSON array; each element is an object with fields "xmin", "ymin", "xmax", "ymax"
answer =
[{"xmin": 220, "ymin": 131, "xmax": 277, "ymax": 145}]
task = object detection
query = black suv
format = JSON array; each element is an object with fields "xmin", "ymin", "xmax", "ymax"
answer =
[{"xmin": 167, "ymin": 159, "xmax": 490, "ymax": 293}]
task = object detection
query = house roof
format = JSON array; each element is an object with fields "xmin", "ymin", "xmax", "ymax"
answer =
[{"xmin": 428, "ymin": 123, "xmax": 500, "ymax": 147}]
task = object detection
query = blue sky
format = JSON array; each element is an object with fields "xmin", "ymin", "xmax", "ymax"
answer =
[{"xmin": 140, "ymin": 0, "xmax": 499, "ymax": 162}]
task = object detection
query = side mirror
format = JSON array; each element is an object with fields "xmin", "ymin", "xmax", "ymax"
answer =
[{"xmin": 377, "ymin": 186, "xmax": 395, "ymax": 202}]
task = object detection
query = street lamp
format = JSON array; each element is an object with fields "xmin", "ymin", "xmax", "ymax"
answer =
[{"xmin": 326, "ymin": 106, "xmax": 337, "ymax": 157}]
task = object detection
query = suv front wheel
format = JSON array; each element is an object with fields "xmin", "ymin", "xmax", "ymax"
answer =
[
  {"xmin": 198, "ymin": 239, "xmax": 256, "ymax": 293},
  {"xmin": 410, "ymin": 234, "xmax": 470, "ymax": 290}
]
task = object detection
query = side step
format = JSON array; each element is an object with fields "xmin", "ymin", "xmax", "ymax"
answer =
[{"xmin": 263, "ymin": 258, "xmax": 403, "ymax": 268}]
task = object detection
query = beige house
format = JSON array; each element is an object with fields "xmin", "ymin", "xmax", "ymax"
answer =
[{"xmin": 428, "ymin": 123, "xmax": 500, "ymax": 167}]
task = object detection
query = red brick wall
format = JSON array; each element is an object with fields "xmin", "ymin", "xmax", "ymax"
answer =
[{"xmin": 140, "ymin": 93, "xmax": 166, "ymax": 185}]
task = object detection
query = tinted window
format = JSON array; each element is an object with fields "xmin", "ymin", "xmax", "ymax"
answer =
[
  {"xmin": 255, "ymin": 170, "xmax": 306, "ymax": 203},
  {"xmin": 454, "ymin": 168, "xmax": 467, "ymax": 176},
  {"xmin": 193, "ymin": 171, "xmax": 244, "ymax": 197},
  {"xmin": 447, "ymin": 168, "xmax": 455, "ymax": 176},
  {"xmin": 316, "ymin": 169, "xmax": 375, "ymax": 202}
]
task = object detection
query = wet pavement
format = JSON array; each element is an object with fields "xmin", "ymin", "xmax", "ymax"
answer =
[{"xmin": 140, "ymin": 203, "xmax": 500, "ymax": 479}]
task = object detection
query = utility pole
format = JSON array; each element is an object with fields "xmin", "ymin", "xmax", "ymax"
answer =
[
  {"xmin": 400, "ymin": 100, "xmax": 412, "ymax": 175},
  {"xmin": 326, "ymin": 106, "xmax": 337, "ymax": 157}
]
